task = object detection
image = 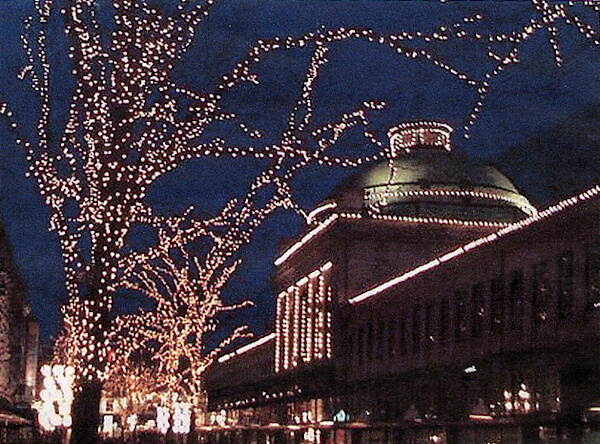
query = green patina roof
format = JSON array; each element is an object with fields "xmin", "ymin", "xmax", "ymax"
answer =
[
  {"xmin": 360, "ymin": 152, "xmax": 518, "ymax": 194},
  {"xmin": 345, "ymin": 150, "xmax": 537, "ymax": 221}
]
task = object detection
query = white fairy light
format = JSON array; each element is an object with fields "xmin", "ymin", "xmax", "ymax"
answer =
[
  {"xmin": 218, "ymin": 333, "xmax": 275, "ymax": 363},
  {"xmin": 275, "ymin": 262, "xmax": 332, "ymax": 373},
  {"xmin": 172, "ymin": 402, "xmax": 192, "ymax": 434},
  {"xmin": 34, "ymin": 364, "xmax": 75, "ymax": 432},
  {"xmin": 157, "ymin": 406, "xmax": 170, "ymax": 435},
  {"xmin": 388, "ymin": 122, "xmax": 453, "ymax": 155}
]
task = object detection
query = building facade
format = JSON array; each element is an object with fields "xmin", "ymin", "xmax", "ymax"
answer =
[
  {"xmin": 205, "ymin": 122, "xmax": 600, "ymax": 444},
  {"xmin": 0, "ymin": 221, "xmax": 39, "ymax": 442}
]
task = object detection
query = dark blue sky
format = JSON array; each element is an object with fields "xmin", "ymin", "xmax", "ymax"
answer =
[{"xmin": 1, "ymin": 1, "xmax": 600, "ymax": 343}]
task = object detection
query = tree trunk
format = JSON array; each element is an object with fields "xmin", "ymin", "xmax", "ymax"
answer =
[{"xmin": 71, "ymin": 379, "xmax": 102, "ymax": 444}]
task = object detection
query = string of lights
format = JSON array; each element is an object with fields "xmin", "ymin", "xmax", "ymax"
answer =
[
  {"xmin": 365, "ymin": 188, "xmax": 537, "ymax": 216},
  {"xmin": 349, "ymin": 184, "xmax": 600, "ymax": 305},
  {"xmin": 275, "ymin": 262, "xmax": 332, "ymax": 373}
]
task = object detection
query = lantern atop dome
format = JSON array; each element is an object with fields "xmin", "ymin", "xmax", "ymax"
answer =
[{"xmin": 388, "ymin": 121, "xmax": 453, "ymax": 156}]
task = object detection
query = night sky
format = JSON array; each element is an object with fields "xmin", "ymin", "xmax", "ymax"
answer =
[{"xmin": 1, "ymin": 1, "xmax": 600, "ymax": 344}]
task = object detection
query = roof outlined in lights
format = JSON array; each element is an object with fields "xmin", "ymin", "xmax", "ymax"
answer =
[
  {"xmin": 348, "ymin": 184, "xmax": 600, "ymax": 305},
  {"xmin": 218, "ymin": 333, "xmax": 275, "ymax": 363}
]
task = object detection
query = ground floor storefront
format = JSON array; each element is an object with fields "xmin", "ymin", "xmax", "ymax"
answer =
[{"xmin": 196, "ymin": 419, "xmax": 600, "ymax": 444}]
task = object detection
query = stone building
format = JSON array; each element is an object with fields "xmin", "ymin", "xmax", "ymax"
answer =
[
  {"xmin": 205, "ymin": 122, "xmax": 600, "ymax": 443},
  {"xmin": 0, "ymin": 222, "xmax": 38, "ymax": 403},
  {"xmin": 0, "ymin": 221, "xmax": 39, "ymax": 441}
]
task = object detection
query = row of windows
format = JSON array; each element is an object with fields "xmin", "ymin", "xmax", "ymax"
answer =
[
  {"xmin": 348, "ymin": 245, "xmax": 600, "ymax": 367},
  {"xmin": 275, "ymin": 265, "xmax": 333, "ymax": 373}
]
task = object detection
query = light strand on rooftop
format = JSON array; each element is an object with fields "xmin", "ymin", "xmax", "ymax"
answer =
[{"xmin": 349, "ymin": 184, "xmax": 600, "ymax": 305}]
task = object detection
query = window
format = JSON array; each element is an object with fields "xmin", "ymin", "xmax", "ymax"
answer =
[
  {"xmin": 454, "ymin": 289, "xmax": 467, "ymax": 342},
  {"xmin": 284, "ymin": 290, "xmax": 294, "ymax": 369},
  {"xmin": 366, "ymin": 322, "xmax": 374, "ymax": 362},
  {"xmin": 439, "ymin": 295, "xmax": 450, "ymax": 342},
  {"xmin": 299, "ymin": 286, "xmax": 308, "ymax": 363},
  {"xmin": 412, "ymin": 304, "xmax": 421, "ymax": 354},
  {"xmin": 398, "ymin": 316, "xmax": 407, "ymax": 355},
  {"xmin": 347, "ymin": 331, "xmax": 354, "ymax": 367},
  {"xmin": 425, "ymin": 303, "xmax": 435, "ymax": 348},
  {"xmin": 375, "ymin": 321, "xmax": 384, "ymax": 360},
  {"xmin": 586, "ymin": 242, "xmax": 600, "ymax": 310},
  {"xmin": 490, "ymin": 277, "xmax": 504, "ymax": 336},
  {"xmin": 387, "ymin": 320, "xmax": 395, "ymax": 359},
  {"xmin": 509, "ymin": 270, "xmax": 525, "ymax": 331},
  {"xmin": 471, "ymin": 283, "xmax": 485, "ymax": 338},
  {"xmin": 557, "ymin": 251, "xmax": 574, "ymax": 319},
  {"xmin": 357, "ymin": 327, "xmax": 364, "ymax": 366},
  {"xmin": 533, "ymin": 262, "xmax": 550, "ymax": 325}
]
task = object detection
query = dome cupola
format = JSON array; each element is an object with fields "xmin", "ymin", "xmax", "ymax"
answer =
[{"xmin": 332, "ymin": 121, "xmax": 536, "ymax": 224}]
